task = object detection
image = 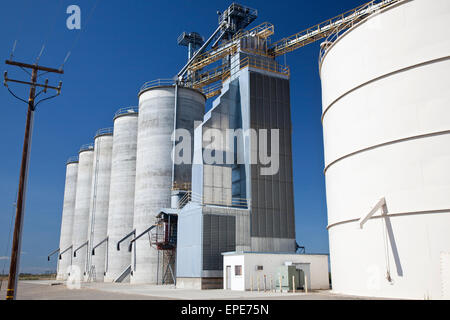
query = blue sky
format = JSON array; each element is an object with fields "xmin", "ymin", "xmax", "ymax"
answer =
[{"xmin": 0, "ymin": 0, "xmax": 364, "ymax": 274}]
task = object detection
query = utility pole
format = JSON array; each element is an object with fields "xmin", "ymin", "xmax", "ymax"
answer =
[{"xmin": 3, "ymin": 60, "xmax": 63, "ymax": 300}]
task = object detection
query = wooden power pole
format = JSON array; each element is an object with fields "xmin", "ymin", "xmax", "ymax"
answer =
[{"xmin": 3, "ymin": 60, "xmax": 63, "ymax": 300}]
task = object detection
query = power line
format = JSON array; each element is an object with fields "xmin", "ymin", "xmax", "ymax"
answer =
[
  {"xmin": 10, "ymin": 40, "xmax": 17, "ymax": 61},
  {"xmin": 60, "ymin": 0, "xmax": 102, "ymax": 69},
  {"xmin": 35, "ymin": 45, "xmax": 45, "ymax": 64}
]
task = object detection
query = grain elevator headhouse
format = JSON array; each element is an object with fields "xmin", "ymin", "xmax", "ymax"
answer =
[{"xmin": 175, "ymin": 3, "xmax": 296, "ymax": 289}]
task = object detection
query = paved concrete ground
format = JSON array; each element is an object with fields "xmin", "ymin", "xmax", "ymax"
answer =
[
  {"xmin": 0, "ymin": 281, "xmax": 170, "ymax": 300},
  {"xmin": 0, "ymin": 280, "xmax": 374, "ymax": 300}
]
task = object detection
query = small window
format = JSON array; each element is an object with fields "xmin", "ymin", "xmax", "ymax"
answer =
[
  {"xmin": 235, "ymin": 265, "xmax": 242, "ymax": 276},
  {"xmin": 255, "ymin": 265, "xmax": 263, "ymax": 271}
]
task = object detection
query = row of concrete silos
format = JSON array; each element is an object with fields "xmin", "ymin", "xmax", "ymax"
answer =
[{"xmin": 56, "ymin": 85, "xmax": 205, "ymax": 283}]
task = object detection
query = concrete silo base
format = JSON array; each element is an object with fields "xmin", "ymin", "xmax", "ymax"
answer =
[{"xmin": 176, "ymin": 278, "xmax": 223, "ymax": 290}]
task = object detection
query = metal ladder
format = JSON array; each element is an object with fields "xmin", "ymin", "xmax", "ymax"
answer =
[
  {"xmin": 87, "ymin": 265, "xmax": 96, "ymax": 282},
  {"xmin": 87, "ymin": 141, "xmax": 101, "ymax": 273}
]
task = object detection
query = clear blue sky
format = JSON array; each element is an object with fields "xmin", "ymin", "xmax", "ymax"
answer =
[{"xmin": 0, "ymin": 0, "xmax": 364, "ymax": 274}]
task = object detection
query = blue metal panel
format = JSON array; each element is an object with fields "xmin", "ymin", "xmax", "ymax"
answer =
[{"xmin": 176, "ymin": 203, "xmax": 203, "ymax": 277}]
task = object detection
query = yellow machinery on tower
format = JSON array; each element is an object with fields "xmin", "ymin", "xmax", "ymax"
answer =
[{"xmin": 175, "ymin": 0, "xmax": 401, "ymax": 99}]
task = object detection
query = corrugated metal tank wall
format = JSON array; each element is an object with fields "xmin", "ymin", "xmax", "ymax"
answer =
[
  {"xmin": 320, "ymin": 0, "xmax": 450, "ymax": 299},
  {"xmin": 104, "ymin": 108, "xmax": 138, "ymax": 282},
  {"xmin": 86, "ymin": 129, "xmax": 113, "ymax": 281},
  {"xmin": 71, "ymin": 145, "xmax": 94, "ymax": 279},
  {"xmin": 131, "ymin": 85, "xmax": 205, "ymax": 284},
  {"xmin": 56, "ymin": 158, "xmax": 78, "ymax": 280}
]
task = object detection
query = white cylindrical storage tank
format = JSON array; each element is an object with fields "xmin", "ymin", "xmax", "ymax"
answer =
[
  {"xmin": 131, "ymin": 82, "xmax": 205, "ymax": 284},
  {"xmin": 71, "ymin": 144, "xmax": 94, "ymax": 280},
  {"xmin": 104, "ymin": 108, "xmax": 139, "ymax": 282},
  {"xmin": 56, "ymin": 157, "xmax": 78, "ymax": 280},
  {"xmin": 320, "ymin": 0, "xmax": 450, "ymax": 299},
  {"xmin": 86, "ymin": 128, "xmax": 113, "ymax": 282}
]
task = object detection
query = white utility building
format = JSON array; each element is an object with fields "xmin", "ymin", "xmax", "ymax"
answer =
[{"xmin": 222, "ymin": 252, "xmax": 329, "ymax": 291}]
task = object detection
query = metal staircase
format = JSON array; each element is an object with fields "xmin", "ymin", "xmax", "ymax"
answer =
[{"xmin": 114, "ymin": 265, "xmax": 131, "ymax": 283}]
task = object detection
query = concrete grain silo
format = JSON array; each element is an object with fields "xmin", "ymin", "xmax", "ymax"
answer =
[
  {"xmin": 104, "ymin": 108, "xmax": 139, "ymax": 283},
  {"xmin": 71, "ymin": 144, "xmax": 94, "ymax": 280},
  {"xmin": 320, "ymin": 0, "xmax": 450, "ymax": 299},
  {"xmin": 56, "ymin": 157, "xmax": 78, "ymax": 280},
  {"xmin": 131, "ymin": 82, "xmax": 205, "ymax": 284},
  {"xmin": 86, "ymin": 128, "xmax": 113, "ymax": 281}
]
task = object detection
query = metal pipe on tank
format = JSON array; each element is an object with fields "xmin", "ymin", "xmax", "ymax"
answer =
[{"xmin": 172, "ymin": 84, "xmax": 178, "ymax": 185}]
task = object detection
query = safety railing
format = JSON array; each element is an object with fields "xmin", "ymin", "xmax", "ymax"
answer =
[
  {"xmin": 240, "ymin": 56, "xmax": 290, "ymax": 77},
  {"xmin": 188, "ymin": 21, "xmax": 273, "ymax": 75},
  {"xmin": 317, "ymin": 1, "xmax": 401, "ymax": 65},
  {"xmin": 190, "ymin": 44, "xmax": 238, "ymax": 72},
  {"xmin": 192, "ymin": 63, "xmax": 230, "ymax": 89},
  {"xmin": 317, "ymin": 1, "xmax": 376, "ymax": 64},
  {"xmin": 66, "ymin": 155, "xmax": 79, "ymax": 164},
  {"xmin": 177, "ymin": 190, "xmax": 193, "ymax": 208},
  {"xmin": 204, "ymin": 196, "xmax": 250, "ymax": 208},
  {"xmin": 240, "ymin": 45, "xmax": 271, "ymax": 58},
  {"xmin": 151, "ymin": 231, "xmax": 174, "ymax": 246},
  {"xmin": 218, "ymin": 3, "xmax": 257, "ymax": 26},
  {"xmin": 114, "ymin": 106, "xmax": 138, "ymax": 118},
  {"xmin": 202, "ymin": 82, "xmax": 224, "ymax": 99},
  {"xmin": 79, "ymin": 143, "xmax": 94, "ymax": 153},
  {"xmin": 267, "ymin": 0, "xmax": 400, "ymax": 59},
  {"xmin": 199, "ymin": 55, "xmax": 289, "ymax": 99},
  {"xmin": 177, "ymin": 190, "xmax": 250, "ymax": 209},
  {"xmin": 95, "ymin": 127, "xmax": 113, "ymax": 138},
  {"xmin": 249, "ymin": 22, "xmax": 274, "ymax": 39},
  {"xmin": 151, "ymin": 222, "xmax": 177, "ymax": 249},
  {"xmin": 271, "ymin": 0, "xmax": 378, "ymax": 56},
  {"xmin": 140, "ymin": 79, "xmax": 176, "ymax": 93},
  {"xmin": 234, "ymin": 22, "xmax": 274, "ymax": 41}
]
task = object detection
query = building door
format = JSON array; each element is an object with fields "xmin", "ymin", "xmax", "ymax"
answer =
[{"xmin": 226, "ymin": 266, "xmax": 231, "ymax": 290}]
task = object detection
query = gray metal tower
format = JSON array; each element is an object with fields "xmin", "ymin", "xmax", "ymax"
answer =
[{"xmin": 175, "ymin": 3, "xmax": 296, "ymax": 289}]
